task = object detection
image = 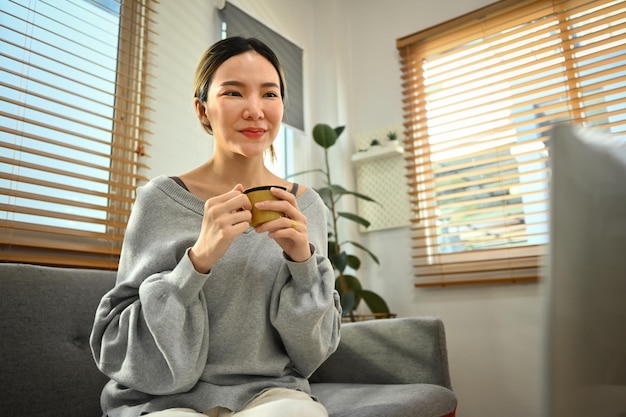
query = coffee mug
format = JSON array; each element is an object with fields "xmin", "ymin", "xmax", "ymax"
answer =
[{"xmin": 244, "ymin": 185, "xmax": 287, "ymax": 227}]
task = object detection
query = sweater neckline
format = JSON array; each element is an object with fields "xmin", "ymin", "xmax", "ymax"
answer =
[{"xmin": 151, "ymin": 175, "xmax": 312, "ymax": 218}]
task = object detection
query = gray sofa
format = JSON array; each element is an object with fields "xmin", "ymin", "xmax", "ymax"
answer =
[{"xmin": 0, "ymin": 263, "xmax": 457, "ymax": 417}]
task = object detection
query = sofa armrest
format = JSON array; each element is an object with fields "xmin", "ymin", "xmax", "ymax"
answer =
[
  {"xmin": 0, "ymin": 263, "xmax": 116, "ymax": 417},
  {"xmin": 310, "ymin": 316, "xmax": 452, "ymax": 389}
]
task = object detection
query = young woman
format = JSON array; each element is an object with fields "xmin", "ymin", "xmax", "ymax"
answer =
[{"xmin": 90, "ymin": 36, "xmax": 342, "ymax": 417}]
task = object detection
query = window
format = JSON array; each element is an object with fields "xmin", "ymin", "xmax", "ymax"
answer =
[
  {"xmin": 397, "ymin": 0, "xmax": 626, "ymax": 285},
  {"xmin": 268, "ymin": 125, "xmax": 296, "ymax": 179},
  {"xmin": 1, "ymin": 0, "xmax": 155, "ymax": 269}
]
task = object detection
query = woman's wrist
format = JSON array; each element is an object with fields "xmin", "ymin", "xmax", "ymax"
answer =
[
  {"xmin": 188, "ymin": 247, "xmax": 211, "ymax": 274},
  {"xmin": 285, "ymin": 243, "xmax": 315, "ymax": 263}
]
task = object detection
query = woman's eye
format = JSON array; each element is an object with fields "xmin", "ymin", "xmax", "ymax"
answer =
[
  {"xmin": 224, "ymin": 91, "xmax": 242, "ymax": 97},
  {"xmin": 264, "ymin": 92, "xmax": 279, "ymax": 98}
]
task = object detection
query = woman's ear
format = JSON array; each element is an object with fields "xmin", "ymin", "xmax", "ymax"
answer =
[{"xmin": 194, "ymin": 98, "xmax": 210, "ymax": 124}]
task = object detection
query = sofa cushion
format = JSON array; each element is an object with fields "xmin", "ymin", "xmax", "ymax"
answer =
[{"xmin": 311, "ymin": 383, "xmax": 457, "ymax": 417}]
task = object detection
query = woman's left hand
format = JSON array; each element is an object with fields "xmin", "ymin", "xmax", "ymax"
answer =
[{"xmin": 253, "ymin": 187, "xmax": 311, "ymax": 262}]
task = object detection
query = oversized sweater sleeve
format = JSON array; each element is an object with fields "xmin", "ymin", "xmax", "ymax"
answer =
[
  {"xmin": 89, "ymin": 181, "xmax": 210, "ymax": 395},
  {"xmin": 269, "ymin": 193, "xmax": 342, "ymax": 378}
]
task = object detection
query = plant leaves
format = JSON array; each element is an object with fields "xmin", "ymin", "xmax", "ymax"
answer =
[
  {"xmin": 346, "ymin": 240, "xmax": 380, "ymax": 265},
  {"xmin": 286, "ymin": 168, "xmax": 326, "ymax": 179},
  {"xmin": 328, "ymin": 240, "xmax": 339, "ymax": 255},
  {"xmin": 360, "ymin": 289, "xmax": 390, "ymax": 315},
  {"xmin": 327, "ymin": 184, "xmax": 348, "ymax": 195},
  {"xmin": 339, "ymin": 290, "xmax": 356, "ymax": 316},
  {"xmin": 335, "ymin": 275, "xmax": 363, "ymax": 311},
  {"xmin": 312, "ymin": 123, "xmax": 338, "ymax": 149},
  {"xmin": 349, "ymin": 190, "xmax": 378, "ymax": 203},
  {"xmin": 316, "ymin": 187, "xmax": 333, "ymax": 207},
  {"xmin": 333, "ymin": 187, "xmax": 378, "ymax": 204},
  {"xmin": 338, "ymin": 212, "xmax": 371, "ymax": 228},
  {"xmin": 308, "ymin": 121, "xmax": 388, "ymax": 314},
  {"xmin": 346, "ymin": 254, "xmax": 361, "ymax": 270},
  {"xmin": 330, "ymin": 251, "xmax": 348, "ymax": 273},
  {"xmin": 327, "ymin": 184, "xmax": 378, "ymax": 204}
]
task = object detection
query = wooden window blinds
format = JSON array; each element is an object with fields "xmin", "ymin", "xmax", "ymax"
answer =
[
  {"xmin": 397, "ymin": 0, "xmax": 626, "ymax": 286},
  {"xmin": 1, "ymin": 0, "xmax": 156, "ymax": 269}
]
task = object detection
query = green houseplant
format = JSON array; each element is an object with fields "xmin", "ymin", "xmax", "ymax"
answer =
[{"xmin": 290, "ymin": 123, "xmax": 392, "ymax": 320}]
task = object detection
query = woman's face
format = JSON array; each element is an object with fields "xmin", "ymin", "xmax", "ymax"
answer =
[{"xmin": 199, "ymin": 51, "xmax": 283, "ymax": 159}]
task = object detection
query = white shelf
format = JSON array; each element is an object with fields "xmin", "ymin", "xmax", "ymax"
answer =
[{"xmin": 351, "ymin": 143, "xmax": 404, "ymax": 164}]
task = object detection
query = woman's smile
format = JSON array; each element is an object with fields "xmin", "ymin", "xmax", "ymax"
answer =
[{"xmin": 240, "ymin": 127, "xmax": 267, "ymax": 139}]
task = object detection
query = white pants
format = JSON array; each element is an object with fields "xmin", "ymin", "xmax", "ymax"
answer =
[{"xmin": 145, "ymin": 388, "xmax": 328, "ymax": 417}]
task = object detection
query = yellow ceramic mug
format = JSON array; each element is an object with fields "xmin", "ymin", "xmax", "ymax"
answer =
[{"xmin": 244, "ymin": 185, "xmax": 287, "ymax": 227}]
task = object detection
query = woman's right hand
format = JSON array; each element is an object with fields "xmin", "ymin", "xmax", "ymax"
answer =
[{"xmin": 189, "ymin": 183, "xmax": 252, "ymax": 273}]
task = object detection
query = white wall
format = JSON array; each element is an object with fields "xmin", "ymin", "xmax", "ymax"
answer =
[
  {"xmin": 147, "ymin": 1, "xmax": 542, "ymax": 416},
  {"xmin": 143, "ymin": 1, "xmax": 216, "ymax": 180}
]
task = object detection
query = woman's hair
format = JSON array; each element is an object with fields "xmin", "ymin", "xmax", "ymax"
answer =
[{"xmin": 193, "ymin": 37, "xmax": 286, "ymax": 160}]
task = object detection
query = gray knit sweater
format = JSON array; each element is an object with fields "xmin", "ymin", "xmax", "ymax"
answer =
[{"xmin": 90, "ymin": 175, "xmax": 342, "ymax": 417}]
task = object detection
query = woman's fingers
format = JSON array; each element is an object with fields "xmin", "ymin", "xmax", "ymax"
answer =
[
  {"xmin": 189, "ymin": 185, "xmax": 251, "ymax": 272},
  {"xmin": 252, "ymin": 187, "xmax": 300, "ymax": 221},
  {"xmin": 249, "ymin": 187, "xmax": 311, "ymax": 262}
]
